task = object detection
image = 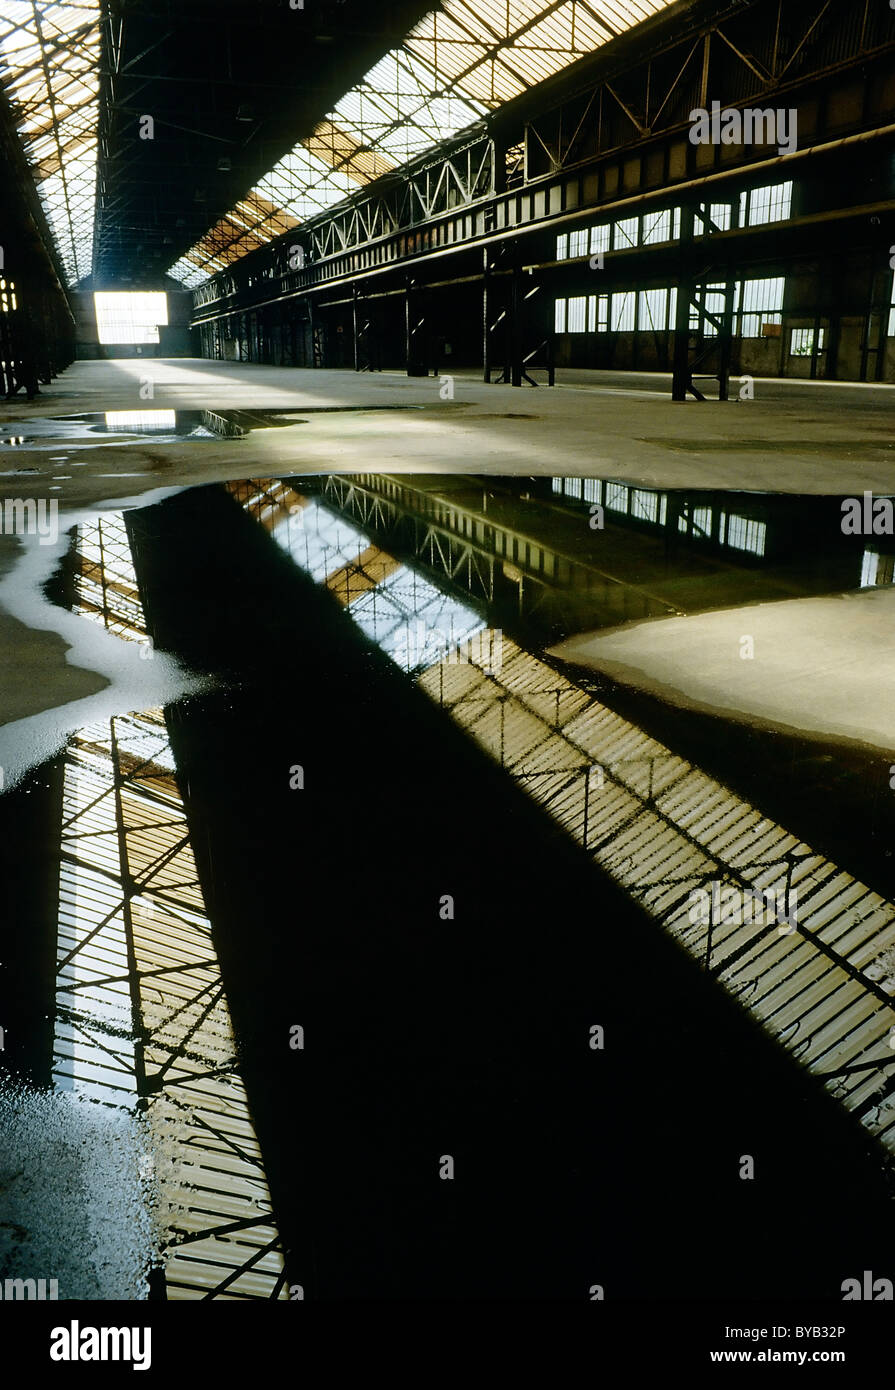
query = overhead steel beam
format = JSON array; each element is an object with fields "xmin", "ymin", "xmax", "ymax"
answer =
[{"xmin": 190, "ymin": 0, "xmax": 895, "ymax": 320}]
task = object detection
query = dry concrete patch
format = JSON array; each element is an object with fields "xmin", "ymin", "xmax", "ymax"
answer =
[
  {"xmin": 548, "ymin": 586, "xmax": 895, "ymax": 754},
  {"xmin": 0, "ymin": 485, "xmax": 210, "ymax": 788}
]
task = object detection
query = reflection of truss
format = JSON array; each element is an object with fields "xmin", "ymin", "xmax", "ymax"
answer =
[
  {"xmin": 170, "ymin": 0, "xmax": 674, "ymax": 285},
  {"xmin": 0, "ymin": 0, "xmax": 101, "ymax": 284},
  {"xmin": 320, "ymin": 473, "xmax": 676, "ymax": 633},
  {"xmin": 226, "ymin": 478, "xmax": 486, "ymax": 672},
  {"xmin": 54, "ymin": 512, "xmax": 288, "ymax": 1298},
  {"xmin": 418, "ymin": 637, "xmax": 895, "ymax": 1157}
]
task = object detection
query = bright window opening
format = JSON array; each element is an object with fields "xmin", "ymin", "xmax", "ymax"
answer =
[
  {"xmin": 610, "ymin": 291, "xmax": 635, "ymax": 332},
  {"xmin": 740, "ymin": 180, "xmax": 793, "ymax": 226},
  {"xmin": 642, "ymin": 209, "xmax": 672, "ymax": 244},
  {"xmin": 790, "ymin": 327, "xmax": 824, "ymax": 357},
  {"xmin": 737, "ymin": 277, "xmax": 785, "ymax": 338},
  {"xmin": 568, "ymin": 228, "xmax": 589, "ymax": 258},
  {"xmin": 567, "ymin": 296, "xmax": 587, "ymax": 333},
  {"xmin": 639, "ymin": 287, "xmax": 669, "ymax": 331},
  {"xmin": 690, "ymin": 284, "xmax": 728, "ymax": 337},
  {"xmin": 94, "ymin": 292, "xmax": 168, "ymax": 345}
]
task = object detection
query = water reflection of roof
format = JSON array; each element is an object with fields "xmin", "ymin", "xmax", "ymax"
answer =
[
  {"xmin": 230, "ymin": 476, "xmax": 895, "ymax": 1160},
  {"xmin": 54, "ymin": 509, "xmax": 289, "ymax": 1299},
  {"xmin": 230, "ymin": 477, "xmax": 488, "ymax": 673},
  {"xmin": 419, "ymin": 637, "xmax": 895, "ymax": 1156}
]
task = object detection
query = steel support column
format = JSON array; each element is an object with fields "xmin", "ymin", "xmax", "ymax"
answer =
[
  {"xmin": 482, "ymin": 247, "xmax": 491, "ymax": 384},
  {"xmin": 405, "ymin": 276, "xmax": 429, "ymax": 376},
  {"xmin": 352, "ymin": 283, "xmax": 359, "ymax": 373},
  {"xmin": 672, "ymin": 205, "xmax": 696, "ymax": 401}
]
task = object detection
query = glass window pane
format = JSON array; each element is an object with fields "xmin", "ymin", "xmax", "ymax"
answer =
[
  {"xmin": 610, "ymin": 292, "xmax": 634, "ymax": 331},
  {"xmin": 613, "ymin": 216, "xmax": 638, "ymax": 249},
  {"xmin": 94, "ymin": 292, "xmax": 168, "ymax": 344},
  {"xmin": 567, "ymin": 296, "xmax": 586, "ymax": 332}
]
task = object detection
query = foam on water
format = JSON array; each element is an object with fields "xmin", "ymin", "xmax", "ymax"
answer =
[{"xmin": 0, "ymin": 1079, "xmax": 162, "ymax": 1299}]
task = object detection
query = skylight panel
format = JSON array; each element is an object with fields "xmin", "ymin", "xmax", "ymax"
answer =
[
  {"xmin": 170, "ymin": 0, "xmax": 678, "ymax": 283},
  {"xmin": 0, "ymin": 0, "xmax": 101, "ymax": 285}
]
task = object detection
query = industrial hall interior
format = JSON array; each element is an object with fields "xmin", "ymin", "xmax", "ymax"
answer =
[{"xmin": 1, "ymin": 0, "xmax": 895, "ymax": 1310}]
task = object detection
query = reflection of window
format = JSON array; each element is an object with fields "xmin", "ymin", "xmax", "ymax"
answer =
[
  {"xmin": 631, "ymin": 489, "xmax": 666, "ymax": 524},
  {"xmin": 104, "ymin": 411, "xmax": 177, "ymax": 432},
  {"xmin": 605, "ymin": 482, "xmax": 628, "ymax": 512},
  {"xmin": 790, "ymin": 327, "xmax": 823, "ymax": 356},
  {"xmin": 678, "ymin": 505, "xmax": 712, "ymax": 539},
  {"xmin": 723, "ymin": 514, "xmax": 766, "ymax": 556},
  {"xmin": 861, "ymin": 550, "xmax": 895, "ymax": 587},
  {"xmin": 554, "ymin": 298, "xmax": 566, "ymax": 333},
  {"xmin": 555, "ymin": 478, "xmax": 609, "ymax": 510},
  {"xmin": 889, "ymin": 273, "xmax": 895, "ymax": 337},
  {"xmin": 556, "ymin": 233, "xmax": 568, "ymax": 260},
  {"xmin": 0, "ymin": 277, "xmax": 16, "ymax": 313}
]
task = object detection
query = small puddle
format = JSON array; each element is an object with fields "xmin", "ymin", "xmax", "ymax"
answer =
[
  {"xmin": 0, "ymin": 408, "xmax": 284, "ymax": 447},
  {"xmin": 0, "ymin": 404, "xmax": 429, "ymax": 449}
]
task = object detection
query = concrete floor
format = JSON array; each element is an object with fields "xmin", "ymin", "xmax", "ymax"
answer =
[
  {"xmin": 0, "ymin": 359, "xmax": 892, "ymax": 503},
  {"xmin": 1, "ymin": 357, "xmax": 893, "ymax": 767}
]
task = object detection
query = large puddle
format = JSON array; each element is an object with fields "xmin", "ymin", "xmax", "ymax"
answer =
[{"xmin": 2, "ymin": 471, "xmax": 895, "ymax": 1300}]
